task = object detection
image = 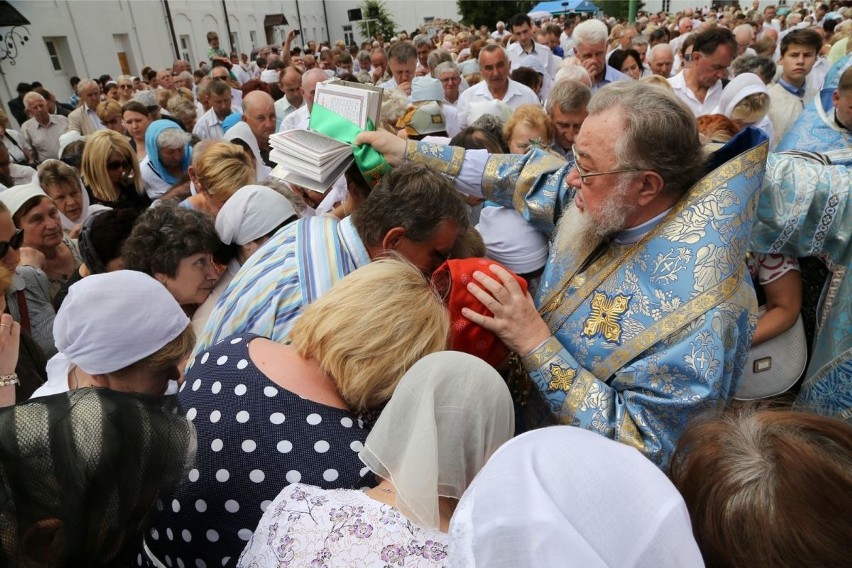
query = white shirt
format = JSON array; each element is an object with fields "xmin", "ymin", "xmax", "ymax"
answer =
[
  {"xmin": 668, "ymin": 70, "xmax": 724, "ymax": 117},
  {"xmin": 560, "ymin": 31, "xmax": 574, "ymax": 54},
  {"xmin": 274, "ymin": 98, "xmax": 304, "ymax": 131},
  {"xmin": 279, "ymin": 105, "xmax": 309, "ymax": 132},
  {"xmin": 231, "ymin": 64, "xmax": 250, "ymax": 86},
  {"xmin": 491, "ymin": 29, "xmax": 509, "ymax": 40},
  {"xmin": 85, "ymin": 105, "xmax": 104, "ymax": 131},
  {"xmin": 457, "ymin": 79, "xmax": 541, "ymax": 128},
  {"xmin": 193, "ymin": 107, "xmax": 228, "ymax": 140},
  {"xmin": 506, "ymin": 41, "xmax": 556, "ymax": 78},
  {"xmin": 140, "ymin": 155, "xmax": 173, "ymax": 199}
]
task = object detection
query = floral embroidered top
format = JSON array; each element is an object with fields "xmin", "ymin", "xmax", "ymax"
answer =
[{"xmin": 237, "ymin": 483, "xmax": 449, "ymax": 567}]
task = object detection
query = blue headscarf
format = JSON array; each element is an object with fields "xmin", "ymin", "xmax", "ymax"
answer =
[
  {"xmin": 145, "ymin": 120, "xmax": 191, "ymax": 186},
  {"xmin": 222, "ymin": 112, "xmax": 242, "ymax": 133}
]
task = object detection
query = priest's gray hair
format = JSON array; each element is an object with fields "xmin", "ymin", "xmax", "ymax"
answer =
[{"xmin": 589, "ymin": 81, "xmax": 706, "ymax": 197}]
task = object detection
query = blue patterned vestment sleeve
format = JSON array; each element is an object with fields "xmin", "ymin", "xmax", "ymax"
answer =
[{"xmin": 752, "ymin": 153, "xmax": 852, "ymax": 422}]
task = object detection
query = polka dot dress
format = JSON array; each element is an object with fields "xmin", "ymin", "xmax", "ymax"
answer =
[{"xmin": 139, "ymin": 334, "xmax": 370, "ymax": 567}]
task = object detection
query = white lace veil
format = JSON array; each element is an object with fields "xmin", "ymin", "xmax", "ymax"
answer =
[{"xmin": 358, "ymin": 351, "xmax": 515, "ymax": 530}]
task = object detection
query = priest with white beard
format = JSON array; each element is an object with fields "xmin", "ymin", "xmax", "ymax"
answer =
[{"xmin": 357, "ymin": 81, "xmax": 770, "ymax": 468}]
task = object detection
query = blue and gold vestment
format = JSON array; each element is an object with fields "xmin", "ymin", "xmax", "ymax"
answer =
[{"xmin": 406, "ymin": 129, "xmax": 768, "ymax": 467}]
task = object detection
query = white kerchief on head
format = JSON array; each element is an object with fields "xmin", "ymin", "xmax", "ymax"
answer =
[
  {"xmin": 718, "ymin": 72, "xmax": 768, "ymax": 118},
  {"xmin": 467, "ymin": 100, "xmax": 513, "ymax": 125},
  {"xmin": 224, "ymin": 120, "xmax": 272, "ymax": 182},
  {"xmin": 476, "ymin": 206, "xmax": 548, "ymax": 274},
  {"xmin": 215, "ymin": 185, "xmax": 295, "ymax": 245},
  {"xmin": 32, "ymin": 165, "xmax": 110, "ymax": 230},
  {"xmin": 448, "ymin": 426, "xmax": 705, "ymax": 568},
  {"xmin": 54, "ymin": 271, "xmax": 190, "ymax": 375},
  {"xmin": 358, "ymin": 351, "xmax": 514, "ymax": 530},
  {"xmin": 58, "ymin": 131, "xmax": 84, "ymax": 160},
  {"xmin": 0, "ymin": 183, "xmax": 48, "ymax": 217}
]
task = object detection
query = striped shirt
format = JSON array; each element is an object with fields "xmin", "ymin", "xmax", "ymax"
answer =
[{"xmin": 190, "ymin": 216, "xmax": 370, "ymax": 366}]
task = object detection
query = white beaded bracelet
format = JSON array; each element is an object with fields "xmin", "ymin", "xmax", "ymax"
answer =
[{"xmin": 0, "ymin": 373, "xmax": 19, "ymax": 387}]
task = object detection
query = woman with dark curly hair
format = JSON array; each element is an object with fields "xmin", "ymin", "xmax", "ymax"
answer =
[{"xmin": 122, "ymin": 203, "xmax": 222, "ymax": 312}]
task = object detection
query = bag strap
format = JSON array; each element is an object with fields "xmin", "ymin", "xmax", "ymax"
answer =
[{"xmin": 15, "ymin": 290, "xmax": 31, "ymax": 334}]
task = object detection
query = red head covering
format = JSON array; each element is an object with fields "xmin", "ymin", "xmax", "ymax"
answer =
[{"xmin": 431, "ymin": 258, "xmax": 528, "ymax": 368}]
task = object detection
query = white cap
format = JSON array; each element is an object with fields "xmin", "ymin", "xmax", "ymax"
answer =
[{"xmin": 215, "ymin": 185, "xmax": 296, "ymax": 245}]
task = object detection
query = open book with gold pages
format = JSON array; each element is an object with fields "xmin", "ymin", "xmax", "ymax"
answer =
[{"xmin": 269, "ymin": 78, "xmax": 383, "ymax": 193}]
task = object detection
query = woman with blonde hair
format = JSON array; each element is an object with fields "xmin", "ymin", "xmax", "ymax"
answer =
[
  {"xmin": 80, "ymin": 130, "xmax": 149, "ymax": 210},
  {"xmin": 239, "ymin": 351, "xmax": 515, "ymax": 565},
  {"xmin": 141, "ymin": 258, "xmax": 450, "ymax": 567},
  {"xmin": 185, "ymin": 140, "xmax": 255, "ymax": 214},
  {"xmin": 502, "ymin": 103, "xmax": 554, "ymax": 155},
  {"xmin": 608, "ymin": 23, "xmax": 625, "ymax": 51},
  {"xmin": 97, "ymin": 99, "xmax": 124, "ymax": 133},
  {"xmin": 116, "ymin": 74, "xmax": 135, "ymax": 104}
]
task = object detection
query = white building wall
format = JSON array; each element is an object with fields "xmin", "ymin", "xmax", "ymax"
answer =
[{"xmin": 1, "ymin": 0, "xmax": 459, "ymax": 118}]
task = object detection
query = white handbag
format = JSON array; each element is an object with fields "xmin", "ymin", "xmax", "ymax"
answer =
[{"xmin": 734, "ymin": 311, "xmax": 808, "ymax": 401}]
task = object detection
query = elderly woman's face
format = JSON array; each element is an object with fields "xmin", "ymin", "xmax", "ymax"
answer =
[
  {"xmin": 45, "ymin": 181, "xmax": 84, "ymax": 222},
  {"xmin": 158, "ymin": 252, "xmax": 218, "ymax": 305},
  {"xmin": 20, "ymin": 197, "xmax": 63, "ymax": 250}
]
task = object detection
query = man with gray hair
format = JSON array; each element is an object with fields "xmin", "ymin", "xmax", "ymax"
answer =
[
  {"xmin": 21, "ymin": 92, "xmax": 69, "ymax": 161},
  {"xmin": 733, "ymin": 23, "xmax": 757, "ymax": 57},
  {"xmin": 456, "ymin": 44, "xmax": 540, "ymax": 128},
  {"xmin": 572, "ymin": 19, "xmax": 630, "ymax": 92},
  {"xmin": 435, "ymin": 61, "xmax": 462, "ymax": 106},
  {"xmin": 357, "ymin": 80, "xmax": 769, "ymax": 468},
  {"xmin": 491, "ymin": 21, "xmax": 509, "ymax": 41},
  {"xmin": 545, "ymin": 79, "xmax": 591, "ymax": 158},
  {"xmin": 413, "ymin": 34, "xmax": 434, "ymax": 76},
  {"xmin": 648, "ymin": 43, "xmax": 675, "ymax": 78},
  {"xmin": 67, "ymin": 79, "xmax": 103, "ymax": 134}
]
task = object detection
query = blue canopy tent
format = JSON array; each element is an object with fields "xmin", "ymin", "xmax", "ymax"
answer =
[{"xmin": 528, "ymin": 0, "xmax": 598, "ymax": 16}]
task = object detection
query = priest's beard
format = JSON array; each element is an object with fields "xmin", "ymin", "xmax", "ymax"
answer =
[{"xmin": 552, "ymin": 175, "xmax": 637, "ymax": 268}]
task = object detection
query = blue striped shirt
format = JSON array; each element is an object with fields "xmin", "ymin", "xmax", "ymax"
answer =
[{"xmin": 190, "ymin": 216, "xmax": 370, "ymax": 366}]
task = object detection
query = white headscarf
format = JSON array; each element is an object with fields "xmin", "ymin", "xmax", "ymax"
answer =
[
  {"xmin": 32, "ymin": 162, "xmax": 111, "ymax": 231},
  {"xmin": 214, "ymin": 185, "xmax": 296, "ymax": 245},
  {"xmin": 224, "ymin": 120, "xmax": 272, "ymax": 182},
  {"xmin": 449, "ymin": 426, "xmax": 705, "ymax": 568},
  {"xmin": 0, "ymin": 183, "xmax": 48, "ymax": 217},
  {"xmin": 54, "ymin": 271, "xmax": 190, "ymax": 375},
  {"xmin": 717, "ymin": 72, "xmax": 768, "ymax": 117},
  {"xmin": 358, "ymin": 351, "xmax": 515, "ymax": 530}
]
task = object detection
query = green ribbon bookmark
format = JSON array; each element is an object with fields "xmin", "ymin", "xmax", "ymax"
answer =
[{"xmin": 309, "ymin": 103, "xmax": 392, "ymax": 188}]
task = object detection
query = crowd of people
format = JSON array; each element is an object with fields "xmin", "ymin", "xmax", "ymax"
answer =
[{"xmin": 0, "ymin": 1, "xmax": 850, "ymax": 566}]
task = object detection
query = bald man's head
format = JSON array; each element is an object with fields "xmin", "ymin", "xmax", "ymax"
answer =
[
  {"xmin": 279, "ymin": 67, "xmax": 304, "ymax": 108},
  {"xmin": 302, "ymin": 68, "xmax": 328, "ymax": 112},
  {"xmin": 241, "ymin": 91, "xmax": 276, "ymax": 149}
]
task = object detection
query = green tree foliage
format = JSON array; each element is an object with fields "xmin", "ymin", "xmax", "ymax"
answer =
[
  {"xmin": 358, "ymin": 0, "xmax": 398, "ymax": 41},
  {"xmin": 592, "ymin": 0, "xmax": 645, "ymax": 21},
  {"xmin": 456, "ymin": 0, "xmax": 537, "ymax": 28}
]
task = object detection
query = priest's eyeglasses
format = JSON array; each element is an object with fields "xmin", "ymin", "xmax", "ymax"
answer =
[{"xmin": 571, "ymin": 146, "xmax": 642, "ymax": 184}]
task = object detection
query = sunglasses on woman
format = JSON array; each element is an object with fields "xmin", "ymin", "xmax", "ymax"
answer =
[
  {"xmin": 106, "ymin": 159, "xmax": 131, "ymax": 172},
  {"xmin": 0, "ymin": 229, "xmax": 24, "ymax": 259}
]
